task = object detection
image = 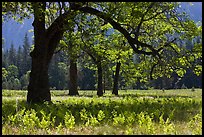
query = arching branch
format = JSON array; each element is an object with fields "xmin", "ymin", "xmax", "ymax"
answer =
[
  {"xmin": 70, "ymin": 3, "xmax": 159, "ymax": 57},
  {"xmin": 71, "ymin": 3, "xmax": 167, "ymax": 58}
]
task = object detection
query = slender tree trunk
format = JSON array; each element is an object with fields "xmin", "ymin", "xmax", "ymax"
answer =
[
  {"xmin": 103, "ymin": 72, "xmax": 105, "ymax": 93},
  {"xmin": 112, "ymin": 62, "xmax": 121, "ymax": 95},
  {"xmin": 97, "ymin": 61, "xmax": 103, "ymax": 96},
  {"xmin": 69, "ymin": 58, "xmax": 79, "ymax": 95}
]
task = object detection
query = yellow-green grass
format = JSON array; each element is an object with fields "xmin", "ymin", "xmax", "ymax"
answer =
[{"xmin": 2, "ymin": 89, "xmax": 202, "ymax": 135}]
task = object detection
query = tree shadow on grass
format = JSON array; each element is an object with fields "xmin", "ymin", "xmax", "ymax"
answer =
[{"xmin": 52, "ymin": 92, "xmax": 195, "ymax": 99}]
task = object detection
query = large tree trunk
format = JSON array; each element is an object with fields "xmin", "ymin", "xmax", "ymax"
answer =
[
  {"xmin": 97, "ymin": 61, "xmax": 103, "ymax": 96},
  {"xmin": 27, "ymin": 2, "xmax": 67, "ymax": 103},
  {"xmin": 27, "ymin": 2, "xmax": 51, "ymax": 103},
  {"xmin": 69, "ymin": 58, "xmax": 79, "ymax": 95},
  {"xmin": 27, "ymin": 54, "xmax": 51, "ymax": 103},
  {"xmin": 112, "ymin": 62, "xmax": 121, "ymax": 95}
]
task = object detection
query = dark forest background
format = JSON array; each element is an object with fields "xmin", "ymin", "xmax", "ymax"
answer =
[{"xmin": 2, "ymin": 33, "xmax": 202, "ymax": 90}]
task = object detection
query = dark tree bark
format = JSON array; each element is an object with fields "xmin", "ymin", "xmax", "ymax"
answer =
[
  {"xmin": 112, "ymin": 62, "xmax": 121, "ymax": 95},
  {"xmin": 103, "ymin": 72, "xmax": 105, "ymax": 93},
  {"xmin": 81, "ymin": 46, "xmax": 104, "ymax": 96},
  {"xmin": 97, "ymin": 61, "xmax": 103, "ymax": 96},
  {"xmin": 27, "ymin": 54, "xmax": 51, "ymax": 103},
  {"xmin": 27, "ymin": 2, "xmax": 75, "ymax": 103},
  {"xmin": 27, "ymin": 2, "xmax": 51, "ymax": 103},
  {"xmin": 69, "ymin": 58, "xmax": 79, "ymax": 95}
]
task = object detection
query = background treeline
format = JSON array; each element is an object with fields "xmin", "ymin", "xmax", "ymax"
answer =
[{"xmin": 2, "ymin": 33, "xmax": 202, "ymax": 90}]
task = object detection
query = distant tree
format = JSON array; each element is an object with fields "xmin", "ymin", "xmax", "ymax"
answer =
[
  {"xmin": 2, "ymin": 67, "xmax": 8, "ymax": 89},
  {"xmin": 16, "ymin": 46, "xmax": 23, "ymax": 77},
  {"xmin": 58, "ymin": 62, "xmax": 69, "ymax": 89},
  {"xmin": 49, "ymin": 52, "xmax": 69, "ymax": 90},
  {"xmin": 13, "ymin": 78, "xmax": 21, "ymax": 90},
  {"xmin": 21, "ymin": 32, "xmax": 31, "ymax": 74},
  {"xmin": 2, "ymin": 67, "xmax": 8, "ymax": 81},
  {"xmin": 8, "ymin": 42, "xmax": 17, "ymax": 66},
  {"xmin": 20, "ymin": 70, "xmax": 31, "ymax": 90},
  {"xmin": 5, "ymin": 65, "xmax": 21, "ymax": 89},
  {"xmin": 7, "ymin": 77, "xmax": 21, "ymax": 90},
  {"xmin": 7, "ymin": 65, "xmax": 19, "ymax": 78},
  {"xmin": 59, "ymin": 30, "xmax": 81, "ymax": 95},
  {"xmin": 2, "ymin": 49, "xmax": 8, "ymax": 68},
  {"xmin": 49, "ymin": 54, "xmax": 60, "ymax": 89},
  {"xmin": 78, "ymin": 67, "xmax": 95, "ymax": 90}
]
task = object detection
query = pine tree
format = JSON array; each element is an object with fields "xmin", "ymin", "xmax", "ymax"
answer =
[
  {"xmin": 22, "ymin": 32, "xmax": 31, "ymax": 74},
  {"xmin": 8, "ymin": 42, "xmax": 17, "ymax": 66},
  {"xmin": 2, "ymin": 44, "xmax": 8, "ymax": 68},
  {"xmin": 16, "ymin": 46, "xmax": 23, "ymax": 77}
]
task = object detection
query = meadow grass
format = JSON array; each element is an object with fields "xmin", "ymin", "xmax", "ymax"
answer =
[{"xmin": 2, "ymin": 89, "xmax": 202, "ymax": 135}]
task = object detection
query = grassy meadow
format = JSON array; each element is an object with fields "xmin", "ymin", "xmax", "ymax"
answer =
[{"xmin": 2, "ymin": 89, "xmax": 202, "ymax": 135}]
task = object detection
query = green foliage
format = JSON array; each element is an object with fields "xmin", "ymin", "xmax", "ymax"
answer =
[
  {"xmin": 2, "ymin": 2, "xmax": 33, "ymax": 23},
  {"xmin": 97, "ymin": 110, "xmax": 105, "ymax": 122},
  {"xmin": 2, "ymin": 1, "xmax": 202, "ymax": 133},
  {"xmin": 113, "ymin": 113, "xmax": 125, "ymax": 126},
  {"xmin": 5, "ymin": 71, "xmax": 21, "ymax": 90},
  {"xmin": 175, "ymin": 68, "xmax": 186, "ymax": 77},
  {"xmin": 88, "ymin": 115, "xmax": 100, "ymax": 126},
  {"xmin": 193, "ymin": 65, "xmax": 202, "ymax": 76},
  {"xmin": 137, "ymin": 112, "xmax": 155, "ymax": 134},
  {"xmin": 79, "ymin": 108, "xmax": 89, "ymax": 125},
  {"xmin": 159, "ymin": 114, "xmax": 176, "ymax": 134},
  {"xmin": 187, "ymin": 113, "xmax": 202, "ymax": 135},
  {"xmin": 64, "ymin": 111, "xmax": 75, "ymax": 129},
  {"xmin": 2, "ymin": 2, "xmax": 202, "ymax": 91},
  {"xmin": 7, "ymin": 108, "xmax": 26, "ymax": 126},
  {"xmin": 7, "ymin": 65, "xmax": 19, "ymax": 78},
  {"xmin": 2, "ymin": 67, "xmax": 8, "ymax": 80},
  {"xmin": 22, "ymin": 109, "xmax": 40, "ymax": 129},
  {"xmin": 39, "ymin": 110, "xmax": 56, "ymax": 129}
]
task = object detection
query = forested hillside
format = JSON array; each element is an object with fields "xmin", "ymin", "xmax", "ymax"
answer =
[{"xmin": 2, "ymin": 33, "xmax": 202, "ymax": 90}]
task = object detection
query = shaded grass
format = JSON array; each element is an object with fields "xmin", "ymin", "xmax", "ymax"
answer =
[{"xmin": 2, "ymin": 89, "xmax": 202, "ymax": 99}]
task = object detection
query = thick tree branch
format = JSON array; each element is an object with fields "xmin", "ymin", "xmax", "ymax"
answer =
[
  {"xmin": 46, "ymin": 8, "xmax": 76, "ymax": 42},
  {"xmin": 45, "ymin": 8, "xmax": 77, "ymax": 61},
  {"xmin": 71, "ymin": 4, "xmax": 159, "ymax": 57}
]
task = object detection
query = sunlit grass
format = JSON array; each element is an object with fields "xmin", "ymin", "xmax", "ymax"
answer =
[{"xmin": 2, "ymin": 89, "xmax": 202, "ymax": 135}]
